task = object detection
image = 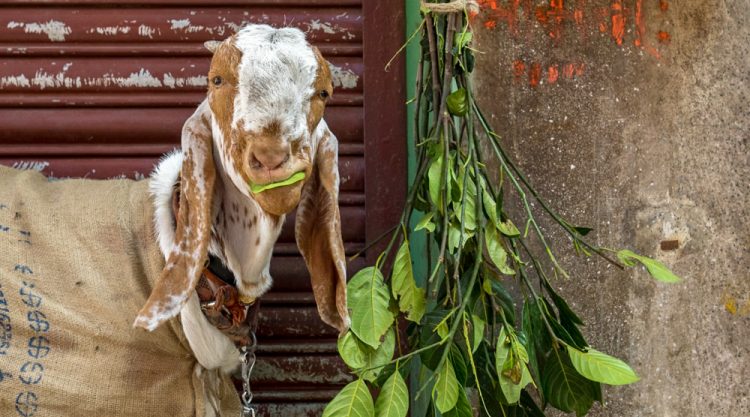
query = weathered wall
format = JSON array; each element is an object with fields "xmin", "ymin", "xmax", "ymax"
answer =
[{"xmin": 472, "ymin": 0, "xmax": 749, "ymax": 415}]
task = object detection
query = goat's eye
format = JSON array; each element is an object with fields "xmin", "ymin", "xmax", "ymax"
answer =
[
  {"xmin": 319, "ymin": 90, "xmax": 330, "ymax": 100},
  {"xmin": 212, "ymin": 76, "xmax": 223, "ymax": 86}
]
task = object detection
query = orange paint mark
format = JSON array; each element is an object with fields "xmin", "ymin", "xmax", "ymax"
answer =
[
  {"xmin": 611, "ymin": 0, "xmax": 625, "ymax": 46},
  {"xmin": 484, "ymin": 19, "xmax": 497, "ymax": 29},
  {"xmin": 512, "ymin": 60, "xmax": 526, "ymax": 83},
  {"xmin": 536, "ymin": 0, "xmax": 575, "ymax": 43},
  {"xmin": 574, "ymin": 9, "xmax": 584, "ymax": 25},
  {"xmin": 659, "ymin": 0, "xmax": 669, "ymax": 12},
  {"xmin": 484, "ymin": 0, "xmax": 521, "ymax": 35},
  {"xmin": 574, "ymin": 63, "xmax": 585, "ymax": 76},
  {"xmin": 547, "ymin": 65, "xmax": 559, "ymax": 83},
  {"xmin": 634, "ymin": 0, "xmax": 644, "ymax": 47},
  {"xmin": 562, "ymin": 63, "xmax": 575, "ymax": 79},
  {"xmin": 657, "ymin": 31, "xmax": 671, "ymax": 44},
  {"xmin": 595, "ymin": 6, "xmax": 609, "ymax": 33},
  {"xmin": 529, "ymin": 62, "xmax": 541, "ymax": 87}
]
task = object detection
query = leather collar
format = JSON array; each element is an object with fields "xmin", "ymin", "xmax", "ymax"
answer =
[{"xmin": 171, "ymin": 179, "xmax": 260, "ymax": 348}]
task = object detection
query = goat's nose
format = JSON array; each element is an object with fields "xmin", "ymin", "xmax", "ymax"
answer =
[{"xmin": 251, "ymin": 148, "xmax": 290, "ymax": 171}]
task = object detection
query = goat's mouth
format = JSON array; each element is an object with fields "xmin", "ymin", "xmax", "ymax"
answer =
[
  {"xmin": 248, "ymin": 170, "xmax": 308, "ymax": 216},
  {"xmin": 248, "ymin": 171, "xmax": 306, "ymax": 194}
]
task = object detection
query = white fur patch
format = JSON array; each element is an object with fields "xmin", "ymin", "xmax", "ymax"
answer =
[
  {"xmin": 150, "ymin": 150, "xmax": 183, "ymax": 258},
  {"xmin": 233, "ymin": 25, "xmax": 319, "ymax": 142},
  {"xmin": 181, "ymin": 295, "xmax": 239, "ymax": 372}
]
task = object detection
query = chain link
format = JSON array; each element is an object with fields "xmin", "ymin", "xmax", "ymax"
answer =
[{"xmin": 239, "ymin": 331, "xmax": 257, "ymax": 417}]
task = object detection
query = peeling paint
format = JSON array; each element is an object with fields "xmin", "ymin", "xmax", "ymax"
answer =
[
  {"xmin": 305, "ymin": 19, "xmax": 356, "ymax": 40},
  {"xmin": 138, "ymin": 24, "xmax": 159, "ymax": 38},
  {"xmin": 88, "ymin": 26, "xmax": 131, "ymax": 36},
  {"xmin": 0, "ymin": 75, "xmax": 31, "ymax": 88},
  {"xmin": 7, "ymin": 20, "xmax": 72, "ymax": 42},
  {"xmin": 328, "ymin": 63, "xmax": 359, "ymax": 89},
  {"xmin": 12, "ymin": 161, "xmax": 50, "ymax": 172},
  {"xmin": 0, "ymin": 66, "xmax": 208, "ymax": 90},
  {"xmin": 169, "ymin": 19, "xmax": 191, "ymax": 30},
  {"xmin": 162, "ymin": 73, "xmax": 208, "ymax": 88}
]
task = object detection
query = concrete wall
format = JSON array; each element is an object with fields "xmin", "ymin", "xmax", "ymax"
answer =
[{"xmin": 472, "ymin": 1, "xmax": 749, "ymax": 415}]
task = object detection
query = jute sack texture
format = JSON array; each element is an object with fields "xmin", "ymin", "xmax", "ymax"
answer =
[{"xmin": 0, "ymin": 165, "xmax": 240, "ymax": 416}]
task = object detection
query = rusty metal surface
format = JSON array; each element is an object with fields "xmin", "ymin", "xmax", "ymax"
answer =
[{"xmin": 0, "ymin": 1, "xmax": 405, "ymax": 414}]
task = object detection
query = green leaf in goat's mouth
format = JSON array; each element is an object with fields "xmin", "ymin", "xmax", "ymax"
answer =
[{"xmin": 249, "ymin": 171, "xmax": 306, "ymax": 194}]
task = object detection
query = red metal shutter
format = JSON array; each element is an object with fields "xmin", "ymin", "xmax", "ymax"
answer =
[{"xmin": 0, "ymin": 1, "xmax": 405, "ymax": 415}]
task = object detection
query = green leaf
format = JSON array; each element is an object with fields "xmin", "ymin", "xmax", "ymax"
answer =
[
  {"xmin": 443, "ymin": 388, "xmax": 473, "ymax": 417},
  {"xmin": 481, "ymin": 186, "xmax": 499, "ymax": 228},
  {"xmin": 428, "ymin": 154, "xmax": 445, "ymax": 207},
  {"xmin": 497, "ymin": 219, "xmax": 520, "ymax": 238},
  {"xmin": 567, "ymin": 347, "xmax": 640, "ymax": 386},
  {"xmin": 415, "ymin": 212, "xmax": 436, "ymax": 233},
  {"xmin": 374, "ymin": 370, "xmax": 409, "ymax": 417},
  {"xmin": 446, "ymin": 88, "xmax": 468, "ymax": 116},
  {"xmin": 453, "ymin": 165, "xmax": 477, "ymax": 231},
  {"xmin": 573, "ymin": 226, "xmax": 593, "ymax": 236},
  {"xmin": 617, "ymin": 250, "xmax": 682, "ymax": 283},
  {"xmin": 432, "ymin": 360, "xmax": 460, "ymax": 413},
  {"xmin": 541, "ymin": 351, "xmax": 597, "ymax": 417},
  {"xmin": 540, "ymin": 298, "xmax": 587, "ymax": 351},
  {"xmin": 323, "ymin": 378, "xmax": 375, "ymax": 417},
  {"xmin": 360, "ymin": 327, "xmax": 396, "ymax": 382},
  {"xmin": 391, "ymin": 241, "xmax": 426, "ymax": 323},
  {"xmin": 348, "ymin": 267, "xmax": 395, "ymax": 349},
  {"xmin": 454, "ymin": 31, "xmax": 473, "ymax": 50},
  {"xmin": 486, "ymin": 227, "xmax": 515, "ymax": 275},
  {"xmin": 470, "ymin": 314, "xmax": 485, "ymax": 353},
  {"xmin": 495, "ymin": 327, "xmax": 533, "ymax": 404},
  {"xmin": 249, "ymin": 171, "xmax": 305, "ymax": 194},
  {"xmin": 338, "ymin": 330, "xmax": 367, "ymax": 369}
]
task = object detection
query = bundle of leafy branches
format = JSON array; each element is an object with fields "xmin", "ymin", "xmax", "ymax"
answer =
[{"xmin": 323, "ymin": 3, "xmax": 680, "ymax": 417}]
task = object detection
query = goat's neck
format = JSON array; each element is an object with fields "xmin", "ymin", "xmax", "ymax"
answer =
[{"xmin": 210, "ymin": 151, "xmax": 284, "ymax": 299}]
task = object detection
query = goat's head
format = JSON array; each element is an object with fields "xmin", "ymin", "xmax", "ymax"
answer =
[
  {"xmin": 208, "ymin": 25, "xmax": 333, "ymax": 216},
  {"xmin": 134, "ymin": 24, "xmax": 349, "ymax": 334}
]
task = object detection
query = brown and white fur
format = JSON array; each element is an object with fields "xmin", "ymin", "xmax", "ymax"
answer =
[{"xmin": 134, "ymin": 25, "xmax": 349, "ymax": 374}]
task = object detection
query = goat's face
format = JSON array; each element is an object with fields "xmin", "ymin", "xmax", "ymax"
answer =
[{"xmin": 207, "ymin": 25, "xmax": 333, "ymax": 216}]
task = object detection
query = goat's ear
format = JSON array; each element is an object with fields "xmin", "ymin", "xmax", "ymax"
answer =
[
  {"xmin": 204, "ymin": 40, "xmax": 221, "ymax": 54},
  {"xmin": 134, "ymin": 100, "xmax": 216, "ymax": 331},
  {"xmin": 295, "ymin": 128, "xmax": 349, "ymax": 334}
]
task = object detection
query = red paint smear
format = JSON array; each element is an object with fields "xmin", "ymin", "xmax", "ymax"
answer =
[
  {"xmin": 548, "ymin": 65, "xmax": 559, "ymax": 84},
  {"xmin": 611, "ymin": 1, "xmax": 625, "ymax": 46},
  {"xmin": 563, "ymin": 63, "xmax": 575, "ymax": 79},
  {"xmin": 484, "ymin": 0, "xmax": 521, "ymax": 35},
  {"xmin": 633, "ymin": 0, "xmax": 644, "ymax": 47},
  {"xmin": 660, "ymin": 0, "xmax": 669, "ymax": 12},
  {"xmin": 513, "ymin": 60, "xmax": 526, "ymax": 84},
  {"xmin": 529, "ymin": 62, "xmax": 542, "ymax": 87},
  {"xmin": 574, "ymin": 63, "xmax": 585, "ymax": 76},
  {"xmin": 484, "ymin": 19, "xmax": 497, "ymax": 29},
  {"xmin": 657, "ymin": 31, "xmax": 671, "ymax": 44},
  {"xmin": 536, "ymin": 0, "xmax": 574, "ymax": 43},
  {"xmin": 595, "ymin": 6, "xmax": 609, "ymax": 33}
]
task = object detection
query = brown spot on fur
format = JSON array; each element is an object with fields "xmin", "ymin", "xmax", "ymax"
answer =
[
  {"xmin": 255, "ymin": 236, "xmax": 260, "ymax": 246},
  {"xmin": 308, "ymin": 47, "xmax": 333, "ymax": 134},
  {"xmin": 207, "ymin": 36, "xmax": 243, "ymax": 175}
]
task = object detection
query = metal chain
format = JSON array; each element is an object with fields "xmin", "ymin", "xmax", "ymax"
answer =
[{"xmin": 239, "ymin": 331, "xmax": 258, "ymax": 417}]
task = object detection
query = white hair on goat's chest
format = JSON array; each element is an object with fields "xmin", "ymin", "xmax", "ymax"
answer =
[{"xmin": 232, "ymin": 25, "xmax": 318, "ymax": 139}]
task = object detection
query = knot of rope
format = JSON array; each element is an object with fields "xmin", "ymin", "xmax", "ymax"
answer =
[{"xmin": 420, "ymin": 0, "xmax": 480, "ymax": 14}]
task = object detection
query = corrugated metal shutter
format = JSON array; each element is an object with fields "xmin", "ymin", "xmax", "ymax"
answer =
[{"xmin": 0, "ymin": 1, "xmax": 405, "ymax": 415}]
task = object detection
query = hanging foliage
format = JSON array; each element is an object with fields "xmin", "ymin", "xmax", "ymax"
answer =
[{"xmin": 324, "ymin": 2, "xmax": 680, "ymax": 416}]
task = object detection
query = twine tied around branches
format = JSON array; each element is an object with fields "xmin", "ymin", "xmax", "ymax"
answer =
[{"xmin": 420, "ymin": 0, "xmax": 480, "ymax": 15}]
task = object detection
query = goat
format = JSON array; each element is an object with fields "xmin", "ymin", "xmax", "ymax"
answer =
[{"xmin": 0, "ymin": 24, "xmax": 348, "ymax": 416}]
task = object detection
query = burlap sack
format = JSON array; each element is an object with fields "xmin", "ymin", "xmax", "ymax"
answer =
[{"xmin": 0, "ymin": 165, "xmax": 241, "ymax": 416}]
